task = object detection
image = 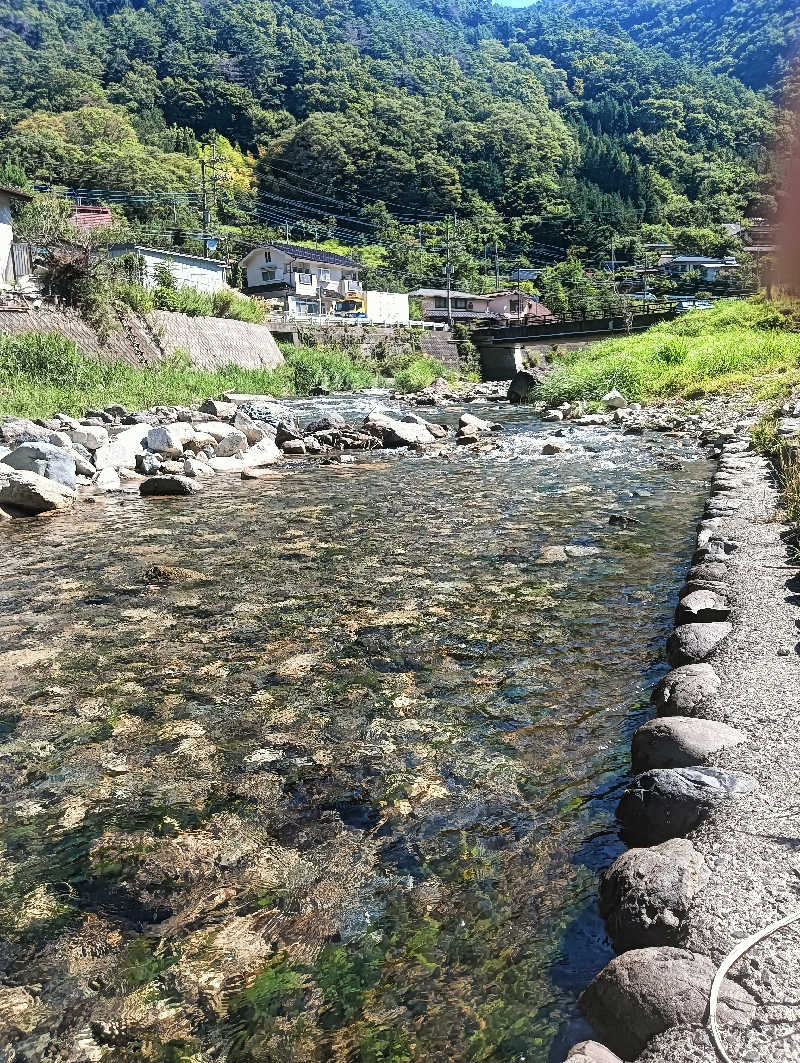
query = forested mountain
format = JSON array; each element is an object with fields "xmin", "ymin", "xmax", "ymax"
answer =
[
  {"xmin": 536, "ymin": 0, "xmax": 800, "ymax": 93},
  {"xmin": 0, "ymin": 0, "xmax": 791, "ymax": 271}
]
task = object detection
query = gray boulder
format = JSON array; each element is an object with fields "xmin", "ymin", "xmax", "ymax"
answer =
[
  {"xmin": 239, "ymin": 400, "xmax": 296, "ymax": 428},
  {"xmin": 675, "ymin": 590, "xmax": 730, "ymax": 625},
  {"xmin": 200, "ymin": 398, "xmax": 237, "ymax": 419},
  {"xmin": 617, "ymin": 766, "xmax": 756, "ymax": 847},
  {"xmin": 306, "ymin": 413, "xmax": 347, "ymax": 433},
  {"xmin": 632, "ymin": 716, "xmax": 746, "ymax": 773},
  {"xmin": 0, "ymin": 470, "xmax": 76, "ymax": 514},
  {"xmin": 241, "ymin": 438, "xmax": 282, "ymax": 468},
  {"xmin": 214, "ymin": 428, "xmax": 249, "ymax": 457},
  {"xmin": 677, "ymin": 579, "xmax": 728, "ymax": 600},
  {"xmin": 666, "ymin": 622, "xmax": 732, "ymax": 667},
  {"xmin": 565, "ymin": 1042, "xmax": 623, "ymax": 1063},
  {"xmin": 2, "ymin": 442, "xmax": 77, "ymax": 489},
  {"xmin": 364, "ymin": 411, "xmax": 435, "ymax": 447},
  {"xmin": 136, "ymin": 453, "xmax": 162, "ymax": 476},
  {"xmin": 69, "ymin": 424, "xmax": 109, "ymax": 451},
  {"xmin": 459, "ymin": 412, "xmax": 493, "ymax": 433},
  {"xmin": 139, "ymin": 475, "xmax": 202, "ymax": 497},
  {"xmin": 687, "ymin": 562, "xmax": 728, "ymax": 583},
  {"xmin": 93, "ymin": 425, "xmax": 149, "ymax": 470},
  {"xmin": 233, "ymin": 408, "xmax": 270, "ymax": 443},
  {"xmin": 580, "ymin": 947, "xmax": 756, "ymax": 1059},
  {"xmin": 600, "ymin": 839, "xmax": 709, "ymax": 952},
  {"xmin": 146, "ymin": 425, "xmax": 187, "ymax": 457}
]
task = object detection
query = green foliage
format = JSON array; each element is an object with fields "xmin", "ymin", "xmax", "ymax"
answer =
[
  {"xmin": 383, "ymin": 355, "xmax": 453, "ymax": 392},
  {"xmin": 536, "ymin": 298, "xmax": 800, "ymax": 405}
]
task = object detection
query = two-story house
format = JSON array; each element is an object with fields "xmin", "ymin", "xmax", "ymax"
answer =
[
  {"xmin": 663, "ymin": 255, "xmax": 739, "ymax": 282},
  {"xmin": 239, "ymin": 243, "xmax": 363, "ymax": 317}
]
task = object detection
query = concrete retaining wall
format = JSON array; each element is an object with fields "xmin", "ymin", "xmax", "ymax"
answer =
[{"xmin": 147, "ymin": 310, "xmax": 284, "ymax": 370}]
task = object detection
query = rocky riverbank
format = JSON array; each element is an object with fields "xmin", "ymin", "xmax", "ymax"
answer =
[{"xmin": 564, "ymin": 429, "xmax": 800, "ymax": 1062}]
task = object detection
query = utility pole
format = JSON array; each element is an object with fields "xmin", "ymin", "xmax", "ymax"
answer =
[
  {"xmin": 494, "ymin": 238, "xmax": 500, "ymax": 290},
  {"xmin": 517, "ymin": 267, "xmax": 521, "ymax": 324},
  {"xmin": 285, "ymin": 222, "xmax": 290, "ymax": 241},
  {"xmin": 200, "ymin": 159, "xmax": 209, "ymax": 258}
]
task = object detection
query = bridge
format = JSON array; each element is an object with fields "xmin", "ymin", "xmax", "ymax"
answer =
[{"xmin": 472, "ymin": 303, "xmax": 678, "ymax": 380}]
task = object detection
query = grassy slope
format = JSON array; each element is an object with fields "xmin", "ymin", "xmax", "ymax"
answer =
[
  {"xmin": 536, "ymin": 298, "xmax": 800, "ymax": 406},
  {"xmin": 0, "ymin": 334, "xmax": 451, "ymax": 419}
]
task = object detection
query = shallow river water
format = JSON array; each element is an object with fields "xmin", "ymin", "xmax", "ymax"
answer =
[{"xmin": 0, "ymin": 396, "xmax": 711, "ymax": 1063}]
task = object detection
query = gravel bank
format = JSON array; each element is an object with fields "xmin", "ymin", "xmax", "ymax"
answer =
[{"xmin": 578, "ymin": 440, "xmax": 800, "ymax": 1062}]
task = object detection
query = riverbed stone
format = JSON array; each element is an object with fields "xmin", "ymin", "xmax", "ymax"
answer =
[
  {"xmin": 459, "ymin": 412, "xmax": 493, "ymax": 433},
  {"xmin": 200, "ymin": 398, "xmax": 236, "ymax": 419},
  {"xmin": 617, "ymin": 766, "xmax": 756, "ymax": 847},
  {"xmin": 537, "ymin": 545, "xmax": 568, "ymax": 564},
  {"xmin": 0, "ymin": 469, "xmax": 76, "ymax": 514},
  {"xmin": 602, "ymin": 388, "xmax": 627, "ymax": 409},
  {"xmin": 93, "ymin": 467, "xmax": 121, "ymax": 491},
  {"xmin": 631, "ymin": 717, "xmax": 746, "ymax": 773},
  {"xmin": 215, "ymin": 428, "xmax": 249, "ymax": 457},
  {"xmin": 599, "ymin": 839, "xmax": 710, "ymax": 952},
  {"xmin": 184, "ymin": 457, "xmax": 215, "ymax": 478},
  {"xmin": 241, "ymin": 438, "xmax": 282, "ymax": 468},
  {"xmin": 2, "ymin": 442, "xmax": 77, "ymax": 489},
  {"xmin": 565, "ymin": 1041, "xmax": 623, "ymax": 1063},
  {"xmin": 675, "ymin": 590, "xmax": 730, "ymax": 625},
  {"xmin": 507, "ymin": 370, "xmax": 541, "ymax": 404},
  {"xmin": 666, "ymin": 622, "xmax": 732, "ymax": 666},
  {"xmin": 146, "ymin": 425, "xmax": 187, "ymax": 457},
  {"xmin": 239, "ymin": 401, "xmax": 296, "ymax": 428},
  {"xmin": 651, "ymin": 664, "xmax": 720, "ymax": 717},
  {"xmin": 580, "ymin": 947, "xmax": 757, "ymax": 1059},
  {"xmin": 687, "ymin": 561, "xmax": 729, "ymax": 584},
  {"xmin": 364, "ymin": 411, "xmax": 436, "ymax": 447},
  {"xmin": 94, "ymin": 425, "xmax": 149, "ymax": 470},
  {"xmin": 69, "ymin": 425, "xmax": 109, "ymax": 451},
  {"xmin": 193, "ymin": 420, "xmax": 236, "ymax": 442},
  {"xmin": 677, "ymin": 579, "xmax": 729, "ymax": 600},
  {"xmin": 233, "ymin": 408, "xmax": 269, "ymax": 443},
  {"xmin": 139, "ymin": 475, "xmax": 202, "ymax": 497}
]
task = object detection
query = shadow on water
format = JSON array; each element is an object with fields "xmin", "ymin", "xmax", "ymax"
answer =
[{"xmin": 0, "ymin": 398, "xmax": 711, "ymax": 1062}]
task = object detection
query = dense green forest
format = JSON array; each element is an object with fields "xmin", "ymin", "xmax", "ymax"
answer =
[
  {"xmin": 0, "ymin": 0, "xmax": 794, "ymax": 285},
  {"xmin": 537, "ymin": 0, "xmax": 800, "ymax": 93}
]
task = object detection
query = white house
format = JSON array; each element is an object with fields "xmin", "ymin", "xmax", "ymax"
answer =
[
  {"xmin": 108, "ymin": 245, "xmax": 228, "ymax": 293},
  {"xmin": 664, "ymin": 255, "xmax": 739, "ymax": 282},
  {"xmin": 239, "ymin": 243, "xmax": 363, "ymax": 317},
  {"xmin": 410, "ymin": 288, "xmax": 553, "ymax": 324},
  {"xmin": 0, "ymin": 184, "xmax": 33, "ymax": 288}
]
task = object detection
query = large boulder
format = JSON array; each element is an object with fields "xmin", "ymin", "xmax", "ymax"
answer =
[
  {"xmin": 599, "ymin": 839, "xmax": 710, "ymax": 952},
  {"xmin": 666, "ymin": 622, "xmax": 732, "ymax": 667},
  {"xmin": 580, "ymin": 947, "xmax": 757, "ymax": 1059},
  {"xmin": 364, "ymin": 410, "xmax": 436, "ymax": 447},
  {"xmin": 233, "ymin": 408, "xmax": 271, "ymax": 443},
  {"xmin": 241, "ymin": 438, "xmax": 282, "ymax": 468},
  {"xmin": 193, "ymin": 420, "xmax": 238, "ymax": 442},
  {"xmin": 0, "ymin": 469, "xmax": 76, "ymax": 515},
  {"xmin": 617, "ymin": 766, "xmax": 756, "ymax": 847},
  {"xmin": 2, "ymin": 442, "xmax": 77, "ymax": 489},
  {"xmin": 93, "ymin": 425, "xmax": 149, "ymax": 470},
  {"xmin": 652, "ymin": 664, "xmax": 720, "ymax": 716},
  {"xmin": 146, "ymin": 424, "xmax": 189, "ymax": 457},
  {"xmin": 200, "ymin": 398, "xmax": 237, "ymax": 419},
  {"xmin": 215, "ymin": 428, "xmax": 249, "ymax": 458},
  {"xmin": 306, "ymin": 412, "xmax": 347, "ymax": 433},
  {"xmin": 675, "ymin": 590, "xmax": 730, "ymax": 625},
  {"xmin": 631, "ymin": 716, "xmax": 746, "ymax": 773},
  {"xmin": 239, "ymin": 401, "xmax": 296, "ymax": 428},
  {"xmin": 139, "ymin": 475, "xmax": 202, "ymax": 497}
]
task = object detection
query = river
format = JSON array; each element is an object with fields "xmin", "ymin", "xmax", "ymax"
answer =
[{"xmin": 0, "ymin": 395, "xmax": 711, "ymax": 1063}]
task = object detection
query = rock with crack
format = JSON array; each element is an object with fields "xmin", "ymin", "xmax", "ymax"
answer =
[
  {"xmin": 666, "ymin": 622, "xmax": 732, "ymax": 666},
  {"xmin": 565, "ymin": 1041, "xmax": 624, "ymax": 1063},
  {"xmin": 0, "ymin": 469, "xmax": 76, "ymax": 515},
  {"xmin": 616, "ymin": 766, "xmax": 756, "ymax": 847},
  {"xmin": 631, "ymin": 716, "xmax": 746, "ymax": 772},
  {"xmin": 139, "ymin": 475, "xmax": 202, "ymax": 497},
  {"xmin": 599, "ymin": 839, "xmax": 710, "ymax": 952},
  {"xmin": 580, "ymin": 947, "xmax": 757, "ymax": 1060}
]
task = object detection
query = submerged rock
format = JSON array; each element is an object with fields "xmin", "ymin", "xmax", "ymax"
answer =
[
  {"xmin": 599, "ymin": 838, "xmax": 710, "ymax": 952},
  {"xmin": 617, "ymin": 766, "xmax": 756, "ymax": 846},
  {"xmin": 580, "ymin": 947, "xmax": 757, "ymax": 1059},
  {"xmin": 139, "ymin": 475, "xmax": 202, "ymax": 497}
]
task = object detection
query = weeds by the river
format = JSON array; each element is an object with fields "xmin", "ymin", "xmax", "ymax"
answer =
[
  {"xmin": 751, "ymin": 415, "xmax": 800, "ymax": 527},
  {"xmin": 0, "ymin": 332, "xmax": 453, "ymax": 418},
  {"xmin": 536, "ymin": 297, "xmax": 800, "ymax": 406}
]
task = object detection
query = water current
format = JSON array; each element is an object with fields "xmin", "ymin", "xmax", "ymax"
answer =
[{"xmin": 0, "ymin": 395, "xmax": 712, "ymax": 1063}]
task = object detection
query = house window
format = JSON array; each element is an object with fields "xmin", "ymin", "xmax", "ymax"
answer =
[
  {"xmin": 467, "ymin": 301, "xmax": 474, "ymax": 310},
  {"xmin": 264, "ymin": 252, "xmax": 272, "ymax": 263},
  {"xmin": 510, "ymin": 300, "xmax": 519, "ymax": 312},
  {"xmin": 453, "ymin": 299, "xmax": 467, "ymax": 309},
  {"xmin": 320, "ymin": 268, "xmax": 330, "ymax": 281},
  {"xmin": 434, "ymin": 297, "xmax": 447, "ymax": 309},
  {"xmin": 261, "ymin": 269, "xmax": 276, "ymax": 282}
]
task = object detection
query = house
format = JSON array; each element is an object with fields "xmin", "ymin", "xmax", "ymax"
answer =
[
  {"xmin": 663, "ymin": 255, "xmax": 739, "ymax": 282},
  {"xmin": 108, "ymin": 245, "xmax": 228, "ymax": 293},
  {"xmin": 0, "ymin": 184, "xmax": 33, "ymax": 288},
  {"xmin": 239, "ymin": 243, "xmax": 363, "ymax": 317},
  {"xmin": 410, "ymin": 288, "xmax": 553, "ymax": 324},
  {"xmin": 71, "ymin": 204, "xmax": 114, "ymax": 232}
]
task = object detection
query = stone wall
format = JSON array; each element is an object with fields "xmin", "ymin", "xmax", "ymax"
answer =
[
  {"xmin": 266, "ymin": 319, "xmax": 462, "ymax": 371},
  {"xmin": 0, "ymin": 306, "xmax": 159, "ymax": 367},
  {"xmin": 147, "ymin": 310, "xmax": 284, "ymax": 370}
]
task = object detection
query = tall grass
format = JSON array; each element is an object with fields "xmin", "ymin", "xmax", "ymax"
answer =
[
  {"xmin": 536, "ymin": 298, "xmax": 800, "ymax": 406},
  {"xmin": 0, "ymin": 334, "xmax": 376, "ymax": 419},
  {"xmin": 751, "ymin": 415, "xmax": 800, "ymax": 528}
]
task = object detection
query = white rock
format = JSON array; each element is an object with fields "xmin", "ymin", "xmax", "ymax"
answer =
[
  {"xmin": 194, "ymin": 421, "xmax": 236, "ymax": 442},
  {"xmin": 208, "ymin": 456, "xmax": 245, "ymax": 472},
  {"xmin": 241, "ymin": 438, "xmax": 283, "ymax": 468},
  {"xmin": 94, "ymin": 467, "xmax": 121, "ymax": 491},
  {"xmin": 602, "ymin": 388, "xmax": 627, "ymax": 409},
  {"xmin": 184, "ymin": 456, "xmax": 215, "ymax": 478},
  {"xmin": 93, "ymin": 425, "xmax": 149, "ymax": 470},
  {"xmin": 215, "ymin": 428, "xmax": 249, "ymax": 458},
  {"xmin": 69, "ymin": 425, "xmax": 109, "ymax": 451}
]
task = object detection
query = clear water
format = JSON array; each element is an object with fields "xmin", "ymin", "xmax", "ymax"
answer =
[{"xmin": 0, "ymin": 397, "xmax": 711, "ymax": 1063}]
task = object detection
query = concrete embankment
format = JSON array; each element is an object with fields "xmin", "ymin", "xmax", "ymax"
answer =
[{"xmin": 567, "ymin": 436, "xmax": 800, "ymax": 1062}]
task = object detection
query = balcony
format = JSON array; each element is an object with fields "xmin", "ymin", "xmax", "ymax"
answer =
[{"xmin": 339, "ymin": 279, "xmax": 363, "ymax": 296}]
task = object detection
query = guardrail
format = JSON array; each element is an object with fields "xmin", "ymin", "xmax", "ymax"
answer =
[{"xmin": 263, "ymin": 314, "xmax": 447, "ymax": 330}]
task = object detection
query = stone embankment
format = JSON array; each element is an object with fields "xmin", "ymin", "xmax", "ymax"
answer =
[
  {"xmin": 564, "ymin": 425, "xmax": 800, "ymax": 1062},
  {"xmin": 0, "ymin": 380, "xmax": 507, "ymax": 520}
]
